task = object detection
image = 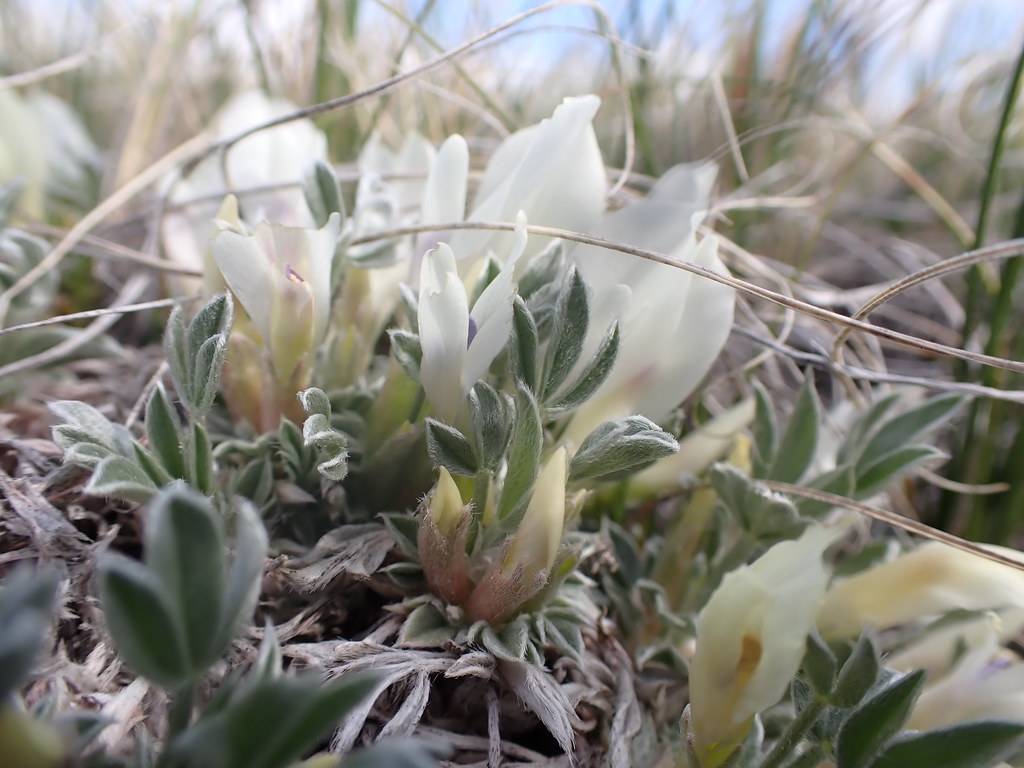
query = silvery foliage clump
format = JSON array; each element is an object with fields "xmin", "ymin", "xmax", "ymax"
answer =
[
  {"xmin": 0, "ymin": 187, "xmax": 120, "ymax": 393},
  {"xmin": 0, "ymin": 489, "xmax": 433, "ymax": 768},
  {"xmin": 30, "ymin": 91, "xmax": 1024, "ymax": 768}
]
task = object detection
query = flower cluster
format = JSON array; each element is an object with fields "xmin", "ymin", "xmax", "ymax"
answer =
[{"xmin": 28, "ymin": 86, "xmax": 1024, "ymax": 768}]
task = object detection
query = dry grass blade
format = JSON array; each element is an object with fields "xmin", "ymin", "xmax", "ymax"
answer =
[
  {"xmin": 349, "ymin": 220, "xmax": 1024, "ymax": 375},
  {"xmin": 369, "ymin": 0, "xmax": 513, "ymax": 133},
  {"xmin": 869, "ymin": 139, "xmax": 974, "ymax": 247},
  {"xmin": 0, "ymin": 49, "xmax": 95, "ymax": 89},
  {"xmin": 0, "ymin": 275, "xmax": 149, "ymax": 379},
  {"xmin": 732, "ymin": 325, "xmax": 1024, "ymax": 403},
  {"xmin": 916, "ymin": 468, "xmax": 1010, "ymax": 496},
  {"xmin": 762, "ymin": 480, "xmax": 1024, "ymax": 573},
  {"xmin": 831, "ymin": 238, "xmax": 1024, "ymax": 363},
  {"xmin": 711, "ymin": 68, "xmax": 749, "ymax": 183},
  {"xmin": 0, "ymin": 296, "xmax": 198, "ymax": 339},
  {"xmin": 25, "ymin": 224, "xmax": 203, "ymax": 277}
]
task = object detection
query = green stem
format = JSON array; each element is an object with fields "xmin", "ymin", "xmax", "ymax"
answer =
[
  {"xmin": 982, "ymin": 190, "xmax": 1024, "ymax": 376},
  {"xmin": 242, "ymin": 0, "xmax": 272, "ymax": 95},
  {"xmin": 959, "ymin": 36, "xmax": 1024, "ymax": 375},
  {"xmin": 760, "ymin": 698, "xmax": 825, "ymax": 768},
  {"xmin": 942, "ymin": 41, "xmax": 1024, "ymax": 530}
]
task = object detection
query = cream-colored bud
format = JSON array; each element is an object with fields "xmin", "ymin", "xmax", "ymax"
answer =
[
  {"xmin": 817, "ymin": 542, "xmax": 1024, "ymax": 639},
  {"xmin": 504, "ymin": 447, "xmax": 568, "ymax": 580},
  {"xmin": 428, "ymin": 467, "xmax": 465, "ymax": 539}
]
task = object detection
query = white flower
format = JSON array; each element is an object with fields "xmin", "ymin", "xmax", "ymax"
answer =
[
  {"xmin": 907, "ymin": 613, "xmax": 1024, "ymax": 730},
  {"xmin": 420, "ymin": 134, "xmax": 469, "ymax": 230},
  {"xmin": 449, "ymin": 95, "xmax": 607, "ymax": 270},
  {"xmin": 417, "ymin": 219, "xmax": 526, "ymax": 423},
  {"xmin": 0, "ymin": 89, "xmax": 52, "ymax": 219},
  {"xmin": 817, "ymin": 542, "xmax": 1024, "ymax": 639},
  {"xmin": 211, "ymin": 195, "xmax": 340, "ymax": 381},
  {"xmin": 324, "ymin": 133, "xmax": 469, "ymax": 389},
  {"xmin": 25, "ymin": 91, "xmax": 97, "ymax": 207},
  {"xmin": 689, "ymin": 526, "xmax": 838, "ymax": 766},
  {"xmin": 562, "ymin": 162, "xmax": 734, "ymax": 447},
  {"xmin": 358, "ymin": 131, "xmax": 434, "ymax": 214},
  {"xmin": 162, "ymin": 91, "xmax": 327, "ymax": 284},
  {"xmin": 888, "ymin": 610, "xmax": 1024, "ymax": 679}
]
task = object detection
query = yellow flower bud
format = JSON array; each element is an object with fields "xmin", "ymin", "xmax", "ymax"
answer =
[
  {"xmin": 428, "ymin": 467, "xmax": 465, "ymax": 539},
  {"xmin": 504, "ymin": 447, "xmax": 568, "ymax": 581}
]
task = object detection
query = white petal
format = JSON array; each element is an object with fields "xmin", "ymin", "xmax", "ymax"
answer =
[
  {"xmin": 888, "ymin": 611, "xmax": 1010, "ymax": 678},
  {"xmin": 394, "ymin": 132, "xmax": 435, "ymax": 212},
  {"xmin": 421, "ymin": 134, "xmax": 468, "ymax": 225},
  {"xmin": 818, "ymin": 542, "xmax": 1024, "ymax": 639},
  {"xmin": 462, "ymin": 228, "xmax": 522, "ymax": 389},
  {"xmin": 473, "ymin": 125, "xmax": 537, "ymax": 205},
  {"xmin": 463, "ymin": 292, "xmax": 513, "ymax": 390},
  {"xmin": 358, "ymin": 132, "xmax": 396, "ymax": 176},
  {"xmin": 163, "ymin": 91, "xmax": 326, "ymax": 287},
  {"xmin": 636, "ymin": 235, "xmax": 735, "ymax": 421},
  {"xmin": 418, "ymin": 244, "xmax": 469, "ymax": 422},
  {"xmin": 214, "ymin": 194, "xmax": 245, "ymax": 233},
  {"xmin": 690, "ymin": 526, "xmax": 838, "ymax": 756},
  {"xmin": 451, "ymin": 95, "xmax": 606, "ymax": 266},
  {"xmin": 908, "ymin": 618, "xmax": 1024, "ymax": 730},
  {"xmin": 211, "ymin": 229, "xmax": 275, "ymax": 340},
  {"xmin": 566, "ymin": 161, "xmax": 720, "ymax": 420},
  {"xmin": 574, "ymin": 160, "xmax": 717, "ymax": 294},
  {"xmin": 218, "ymin": 91, "xmax": 327, "ymax": 228}
]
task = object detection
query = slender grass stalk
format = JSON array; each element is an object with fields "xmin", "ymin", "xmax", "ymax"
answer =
[
  {"xmin": 242, "ymin": 0, "xmax": 273, "ymax": 94},
  {"xmin": 965, "ymin": 191, "xmax": 1024, "ymax": 540},
  {"xmin": 941, "ymin": 37, "xmax": 1024, "ymax": 534},
  {"xmin": 960, "ymin": 38, "xmax": 1024, "ymax": 362}
]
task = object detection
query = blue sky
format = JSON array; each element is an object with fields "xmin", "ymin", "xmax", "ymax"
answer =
[{"xmin": 358, "ymin": 0, "xmax": 1024, "ymax": 111}]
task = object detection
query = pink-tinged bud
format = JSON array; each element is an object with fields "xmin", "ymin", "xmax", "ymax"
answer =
[
  {"xmin": 464, "ymin": 448, "xmax": 568, "ymax": 624},
  {"xmin": 418, "ymin": 467, "xmax": 472, "ymax": 605}
]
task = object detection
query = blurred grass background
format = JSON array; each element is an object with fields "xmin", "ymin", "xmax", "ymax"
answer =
[{"xmin": 3, "ymin": 0, "xmax": 1024, "ymax": 541}]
